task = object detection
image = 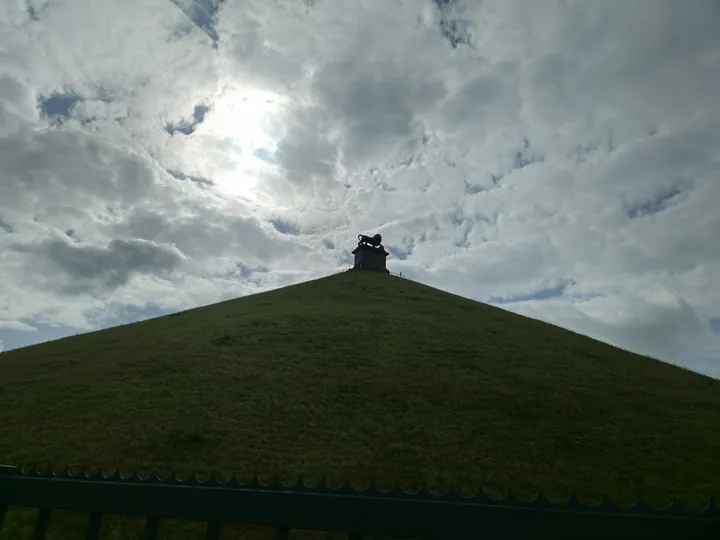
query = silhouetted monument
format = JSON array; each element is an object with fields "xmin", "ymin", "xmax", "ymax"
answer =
[{"xmin": 352, "ymin": 233, "xmax": 389, "ymax": 273}]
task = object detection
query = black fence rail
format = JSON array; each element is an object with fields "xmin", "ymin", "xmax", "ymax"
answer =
[{"xmin": 1, "ymin": 464, "xmax": 719, "ymax": 539}]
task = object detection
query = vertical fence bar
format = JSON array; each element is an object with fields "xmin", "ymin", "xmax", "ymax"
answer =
[
  {"xmin": 32, "ymin": 507, "xmax": 51, "ymax": 540},
  {"xmin": 205, "ymin": 521, "xmax": 222, "ymax": 540},
  {"xmin": 275, "ymin": 526, "xmax": 289, "ymax": 540},
  {"xmin": 85, "ymin": 512, "xmax": 103, "ymax": 540},
  {"xmin": 143, "ymin": 516, "xmax": 159, "ymax": 540}
]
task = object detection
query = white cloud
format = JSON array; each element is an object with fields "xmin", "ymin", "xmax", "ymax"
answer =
[{"xmin": 1, "ymin": 0, "xmax": 719, "ymax": 378}]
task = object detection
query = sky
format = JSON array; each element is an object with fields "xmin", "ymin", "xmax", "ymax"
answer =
[{"xmin": 1, "ymin": 0, "xmax": 719, "ymax": 378}]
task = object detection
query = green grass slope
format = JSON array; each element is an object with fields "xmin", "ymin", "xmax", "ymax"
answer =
[{"xmin": 2, "ymin": 269, "xmax": 720, "ymax": 517}]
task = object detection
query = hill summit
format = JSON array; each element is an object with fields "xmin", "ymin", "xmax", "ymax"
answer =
[{"xmin": 1, "ymin": 270, "xmax": 720, "ymax": 508}]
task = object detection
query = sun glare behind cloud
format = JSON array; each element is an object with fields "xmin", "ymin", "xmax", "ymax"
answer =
[{"xmin": 197, "ymin": 85, "xmax": 286, "ymax": 201}]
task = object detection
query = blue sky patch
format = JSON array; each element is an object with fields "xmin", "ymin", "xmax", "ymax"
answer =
[
  {"xmin": 464, "ymin": 180, "xmax": 485, "ymax": 195},
  {"xmin": 167, "ymin": 169, "xmax": 214, "ymax": 186},
  {"xmin": 710, "ymin": 318, "xmax": 720, "ymax": 334},
  {"xmin": 488, "ymin": 280, "xmax": 575, "ymax": 305},
  {"xmin": 386, "ymin": 246, "xmax": 409, "ymax": 260},
  {"xmin": 38, "ymin": 91, "xmax": 82, "ymax": 124},
  {"xmin": 626, "ymin": 184, "xmax": 685, "ymax": 219},
  {"xmin": 233, "ymin": 263, "xmax": 267, "ymax": 279},
  {"xmin": 170, "ymin": 0, "xmax": 226, "ymax": 47},
  {"xmin": 166, "ymin": 104, "xmax": 210, "ymax": 136},
  {"xmin": 253, "ymin": 148, "xmax": 275, "ymax": 163},
  {"xmin": 0, "ymin": 322, "xmax": 82, "ymax": 352},
  {"xmin": 338, "ymin": 251, "xmax": 354, "ymax": 266},
  {"xmin": 0, "ymin": 219, "xmax": 13, "ymax": 234},
  {"xmin": 271, "ymin": 219, "xmax": 300, "ymax": 236},
  {"xmin": 450, "ymin": 209, "xmax": 471, "ymax": 248},
  {"xmin": 0, "ymin": 305, "xmax": 173, "ymax": 352}
]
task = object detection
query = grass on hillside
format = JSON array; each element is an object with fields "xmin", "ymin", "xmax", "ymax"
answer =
[{"xmin": 1, "ymin": 270, "xmax": 720, "ymax": 539}]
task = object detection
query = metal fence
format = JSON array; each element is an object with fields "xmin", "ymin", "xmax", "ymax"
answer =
[{"xmin": 1, "ymin": 464, "xmax": 718, "ymax": 539}]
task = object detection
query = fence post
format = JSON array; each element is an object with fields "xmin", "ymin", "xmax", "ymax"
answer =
[
  {"xmin": 143, "ymin": 516, "xmax": 159, "ymax": 540},
  {"xmin": 205, "ymin": 521, "xmax": 222, "ymax": 540},
  {"xmin": 85, "ymin": 512, "xmax": 103, "ymax": 540},
  {"xmin": 32, "ymin": 507, "xmax": 51, "ymax": 540}
]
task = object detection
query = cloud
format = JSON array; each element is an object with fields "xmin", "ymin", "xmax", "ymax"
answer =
[
  {"xmin": 1, "ymin": 0, "xmax": 719, "ymax": 379},
  {"xmin": 170, "ymin": 0, "xmax": 226, "ymax": 47},
  {"xmin": 11, "ymin": 236, "xmax": 186, "ymax": 293},
  {"xmin": 432, "ymin": 0, "xmax": 475, "ymax": 49}
]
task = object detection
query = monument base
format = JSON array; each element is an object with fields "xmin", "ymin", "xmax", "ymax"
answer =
[{"xmin": 352, "ymin": 244, "xmax": 389, "ymax": 273}]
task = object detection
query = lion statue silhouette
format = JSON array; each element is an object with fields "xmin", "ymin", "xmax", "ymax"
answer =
[{"xmin": 357, "ymin": 233, "xmax": 383, "ymax": 248}]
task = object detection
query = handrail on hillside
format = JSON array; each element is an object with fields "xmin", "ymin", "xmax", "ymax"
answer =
[{"xmin": 1, "ymin": 464, "xmax": 719, "ymax": 539}]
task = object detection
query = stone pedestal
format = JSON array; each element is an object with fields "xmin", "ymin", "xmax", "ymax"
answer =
[{"xmin": 352, "ymin": 244, "xmax": 389, "ymax": 273}]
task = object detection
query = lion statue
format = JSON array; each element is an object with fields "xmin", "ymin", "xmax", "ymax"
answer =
[{"xmin": 357, "ymin": 233, "xmax": 383, "ymax": 247}]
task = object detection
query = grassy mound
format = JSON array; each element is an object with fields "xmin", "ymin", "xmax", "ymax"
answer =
[{"xmin": 1, "ymin": 270, "xmax": 719, "ymax": 538}]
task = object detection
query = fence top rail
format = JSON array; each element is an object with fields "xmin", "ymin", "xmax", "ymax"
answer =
[{"xmin": 1, "ymin": 464, "xmax": 718, "ymax": 519}]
